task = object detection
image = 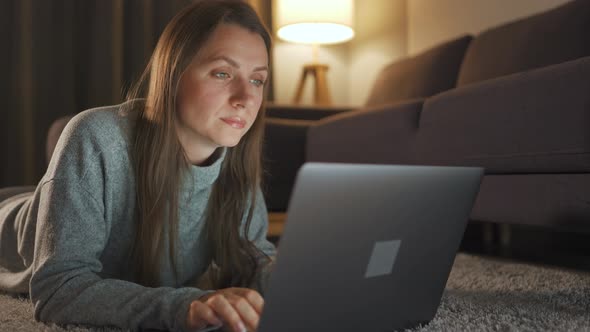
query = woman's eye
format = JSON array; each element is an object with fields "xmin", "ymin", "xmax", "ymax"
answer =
[
  {"xmin": 214, "ymin": 72, "xmax": 230, "ymax": 79},
  {"xmin": 250, "ymin": 79, "xmax": 265, "ymax": 87}
]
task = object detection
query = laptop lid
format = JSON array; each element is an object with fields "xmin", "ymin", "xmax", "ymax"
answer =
[{"xmin": 258, "ymin": 163, "xmax": 483, "ymax": 332}]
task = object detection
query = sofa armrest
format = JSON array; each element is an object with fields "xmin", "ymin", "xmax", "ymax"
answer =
[
  {"xmin": 266, "ymin": 103, "xmax": 355, "ymax": 121},
  {"xmin": 0, "ymin": 186, "xmax": 37, "ymax": 202},
  {"xmin": 263, "ymin": 117, "xmax": 315, "ymax": 211},
  {"xmin": 416, "ymin": 56, "xmax": 590, "ymax": 173},
  {"xmin": 46, "ymin": 115, "xmax": 75, "ymax": 166},
  {"xmin": 307, "ymin": 99, "xmax": 425, "ymax": 164}
]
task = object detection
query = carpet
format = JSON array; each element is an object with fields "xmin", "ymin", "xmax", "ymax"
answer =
[{"xmin": 1, "ymin": 253, "xmax": 589, "ymax": 331}]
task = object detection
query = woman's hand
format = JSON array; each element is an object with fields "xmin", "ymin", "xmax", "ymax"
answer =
[{"xmin": 186, "ymin": 287, "xmax": 264, "ymax": 332}]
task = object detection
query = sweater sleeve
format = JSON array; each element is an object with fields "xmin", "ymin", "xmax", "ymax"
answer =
[
  {"xmin": 29, "ymin": 110, "xmax": 211, "ymax": 332},
  {"xmin": 30, "ymin": 180, "xmax": 213, "ymax": 332}
]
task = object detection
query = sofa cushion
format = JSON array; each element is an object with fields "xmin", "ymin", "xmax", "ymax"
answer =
[
  {"xmin": 414, "ymin": 56, "xmax": 590, "ymax": 174},
  {"xmin": 457, "ymin": 0, "xmax": 590, "ymax": 86},
  {"xmin": 365, "ymin": 35, "xmax": 472, "ymax": 107}
]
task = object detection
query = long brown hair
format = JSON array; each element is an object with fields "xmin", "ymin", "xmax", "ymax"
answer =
[{"xmin": 126, "ymin": 0, "xmax": 272, "ymax": 288}]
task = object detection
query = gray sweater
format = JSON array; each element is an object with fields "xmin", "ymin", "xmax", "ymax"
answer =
[{"xmin": 0, "ymin": 102, "xmax": 276, "ymax": 331}]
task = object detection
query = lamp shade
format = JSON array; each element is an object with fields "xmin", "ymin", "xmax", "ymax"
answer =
[{"xmin": 276, "ymin": 0, "xmax": 354, "ymax": 45}]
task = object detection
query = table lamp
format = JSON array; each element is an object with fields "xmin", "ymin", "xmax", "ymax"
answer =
[{"xmin": 276, "ymin": 0, "xmax": 354, "ymax": 105}]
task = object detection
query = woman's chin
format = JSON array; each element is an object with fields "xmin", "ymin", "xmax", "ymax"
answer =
[{"xmin": 219, "ymin": 138, "xmax": 241, "ymax": 148}]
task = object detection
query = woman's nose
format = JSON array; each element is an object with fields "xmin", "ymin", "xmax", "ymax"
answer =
[{"xmin": 230, "ymin": 78, "xmax": 254, "ymax": 109}]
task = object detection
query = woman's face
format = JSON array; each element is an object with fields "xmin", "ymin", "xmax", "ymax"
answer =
[{"xmin": 176, "ymin": 23, "xmax": 268, "ymax": 165}]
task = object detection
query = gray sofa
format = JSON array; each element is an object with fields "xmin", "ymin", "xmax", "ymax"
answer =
[{"xmin": 263, "ymin": 0, "xmax": 590, "ymax": 233}]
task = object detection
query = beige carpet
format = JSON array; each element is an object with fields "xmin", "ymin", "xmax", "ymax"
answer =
[{"xmin": 1, "ymin": 253, "xmax": 589, "ymax": 331}]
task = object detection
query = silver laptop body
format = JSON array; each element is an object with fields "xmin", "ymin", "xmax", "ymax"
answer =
[{"xmin": 258, "ymin": 163, "xmax": 483, "ymax": 332}]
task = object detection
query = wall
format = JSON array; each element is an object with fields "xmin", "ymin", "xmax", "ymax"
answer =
[
  {"xmin": 407, "ymin": 0, "xmax": 573, "ymax": 55},
  {"xmin": 348, "ymin": 0, "xmax": 406, "ymax": 106}
]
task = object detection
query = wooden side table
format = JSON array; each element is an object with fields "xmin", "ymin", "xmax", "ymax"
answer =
[{"xmin": 293, "ymin": 63, "xmax": 331, "ymax": 106}]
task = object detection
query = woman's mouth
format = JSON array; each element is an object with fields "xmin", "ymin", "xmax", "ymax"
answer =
[{"xmin": 221, "ymin": 117, "xmax": 246, "ymax": 129}]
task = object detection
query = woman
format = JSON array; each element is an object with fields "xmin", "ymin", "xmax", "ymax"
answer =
[{"xmin": 0, "ymin": 1, "xmax": 274, "ymax": 331}]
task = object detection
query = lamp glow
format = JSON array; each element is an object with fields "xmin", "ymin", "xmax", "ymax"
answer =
[
  {"xmin": 276, "ymin": 0, "xmax": 354, "ymax": 45},
  {"xmin": 278, "ymin": 23, "xmax": 354, "ymax": 44}
]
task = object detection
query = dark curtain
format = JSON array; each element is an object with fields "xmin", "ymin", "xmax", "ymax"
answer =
[{"xmin": 1, "ymin": 0, "xmax": 192, "ymax": 187}]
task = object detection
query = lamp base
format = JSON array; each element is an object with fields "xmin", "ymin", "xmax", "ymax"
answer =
[{"xmin": 293, "ymin": 63, "xmax": 331, "ymax": 106}]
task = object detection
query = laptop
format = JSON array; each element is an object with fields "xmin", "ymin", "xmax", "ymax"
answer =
[{"xmin": 258, "ymin": 162, "xmax": 483, "ymax": 332}]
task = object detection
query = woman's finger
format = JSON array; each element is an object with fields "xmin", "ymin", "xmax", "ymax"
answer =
[
  {"xmin": 207, "ymin": 294, "xmax": 247, "ymax": 332},
  {"xmin": 225, "ymin": 293, "xmax": 260, "ymax": 332},
  {"xmin": 186, "ymin": 300, "xmax": 222, "ymax": 331},
  {"xmin": 231, "ymin": 288, "xmax": 265, "ymax": 314}
]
